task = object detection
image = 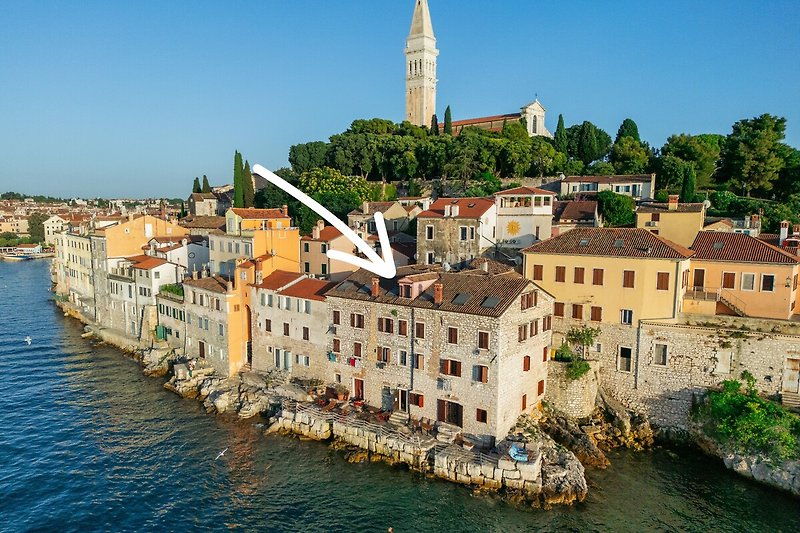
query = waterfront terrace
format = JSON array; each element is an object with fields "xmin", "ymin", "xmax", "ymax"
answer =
[{"xmin": 323, "ymin": 265, "xmax": 554, "ymax": 445}]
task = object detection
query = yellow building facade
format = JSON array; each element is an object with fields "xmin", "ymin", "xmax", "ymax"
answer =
[{"xmin": 635, "ymin": 196, "xmax": 705, "ymax": 248}]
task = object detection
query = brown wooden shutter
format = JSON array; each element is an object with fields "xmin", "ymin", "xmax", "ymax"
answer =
[
  {"xmin": 523, "ymin": 355, "xmax": 531, "ymax": 371},
  {"xmin": 554, "ymin": 302, "xmax": 564, "ymax": 317},
  {"xmin": 722, "ymin": 272, "xmax": 736, "ymax": 289},
  {"xmin": 537, "ymin": 380, "xmax": 545, "ymax": 396},
  {"xmin": 555, "ymin": 266, "xmax": 566, "ymax": 282},
  {"xmin": 453, "ymin": 361, "xmax": 462, "ymax": 377},
  {"xmin": 542, "ymin": 346, "xmax": 548, "ymax": 362},
  {"xmin": 574, "ymin": 267, "xmax": 585, "ymax": 284},
  {"xmin": 437, "ymin": 399, "xmax": 446, "ymax": 422},
  {"xmin": 350, "ymin": 313, "xmax": 355, "ymax": 327},
  {"xmin": 593, "ymin": 268, "xmax": 604, "ymax": 286},
  {"xmin": 623, "ymin": 270, "xmax": 635, "ymax": 288},
  {"xmin": 657, "ymin": 272, "xmax": 669, "ymax": 291},
  {"xmin": 533, "ymin": 264, "xmax": 543, "ymax": 280},
  {"xmin": 572, "ymin": 304, "xmax": 583, "ymax": 319},
  {"xmin": 591, "ymin": 306, "xmax": 602, "ymax": 321}
]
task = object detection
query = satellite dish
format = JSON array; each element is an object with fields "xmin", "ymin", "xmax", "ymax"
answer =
[
  {"xmin": 513, "ymin": 256, "xmax": 523, "ymax": 266},
  {"xmin": 442, "ymin": 262, "xmax": 451, "ymax": 271},
  {"xmin": 703, "ymin": 200, "xmax": 712, "ymax": 208}
]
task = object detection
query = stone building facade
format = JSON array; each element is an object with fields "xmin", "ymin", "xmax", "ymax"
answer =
[
  {"xmin": 323, "ymin": 265, "xmax": 553, "ymax": 444},
  {"xmin": 182, "ymin": 275, "xmax": 235, "ymax": 375},
  {"xmin": 416, "ymin": 198, "xmax": 497, "ymax": 267}
]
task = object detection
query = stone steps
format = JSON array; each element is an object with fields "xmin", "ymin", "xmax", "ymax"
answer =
[
  {"xmin": 435, "ymin": 422, "xmax": 462, "ymax": 443},
  {"xmin": 389, "ymin": 411, "xmax": 409, "ymax": 427},
  {"xmin": 782, "ymin": 391, "xmax": 800, "ymax": 408}
]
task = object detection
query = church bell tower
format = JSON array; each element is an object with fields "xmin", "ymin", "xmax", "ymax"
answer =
[{"xmin": 405, "ymin": 0, "xmax": 438, "ymax": 128}]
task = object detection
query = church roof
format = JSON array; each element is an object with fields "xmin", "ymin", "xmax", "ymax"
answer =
[{"xmin": 408, "ymin": 0, "xmax": 435, "ymax": 38}]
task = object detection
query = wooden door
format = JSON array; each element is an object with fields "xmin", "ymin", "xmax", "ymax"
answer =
[
  {"xmin": 783, "ymin": 358, "xmax": 800, "ymax": 393},
  {"xmin": 693, "ymin": 269, "xmax": 705, "ymax": 289},
  {"xmin": 353, "ymin": 378, "xmax": 364, "ymax": 400},
  {"xmin": 199, "ymin": 341, "xmax": 206, "ymax": 359}
]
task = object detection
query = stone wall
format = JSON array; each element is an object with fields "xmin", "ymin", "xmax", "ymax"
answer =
[{"xmin": 546, "ymin": 360, "xmax": 599, "ymax": 419}]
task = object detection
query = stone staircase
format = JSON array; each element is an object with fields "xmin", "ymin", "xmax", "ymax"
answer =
[
  {"xmin": 435, "ymin": 422, "xmax": 462, "ymax": 444},
  {"xmin": 719, "ymin": 295, "xmax": 746, "ymax": 317},
  {"xmin": 782, "ymin": 391, "xmax": 800, "ymax": 408},
  {"xmin": 388, "ymin": 411, "xmax": 410, "ymax": 427}
]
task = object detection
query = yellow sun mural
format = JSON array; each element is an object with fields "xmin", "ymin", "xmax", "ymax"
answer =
[{"xmin": 507, "ymin": 220, "xmax": 521, "ymax": 236}]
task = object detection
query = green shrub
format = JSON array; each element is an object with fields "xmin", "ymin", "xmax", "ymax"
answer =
[
  {"xmin": 159, "ymin": 283, "xmax": 184, "ymax": 297},
  {"xmin": 566, "ymin": 359, "xmax": 591, "ymax": 380},
  {"xmin": 554, "ymin": 342, "xmax": 574, "ymax": 362}
]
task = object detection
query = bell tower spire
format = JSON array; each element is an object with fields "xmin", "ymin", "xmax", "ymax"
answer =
[{"xmin": 405, "ymin": 0, "xmax": 438, "ymax": 128}]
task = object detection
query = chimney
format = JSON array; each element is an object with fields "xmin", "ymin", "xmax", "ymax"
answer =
[
  {"xmin": 780, "ymin": 220, "xmax": 790, "ymax": 246},
  {"xmin": 667, "ymin": 195, "xmax": 679, "ymax": 211},
  {"xmin": 481, "ymin": 260, "xmax": 489, "ymax": 273},
  {"xmin": 751, "ymin": 214, "xmax": 761, "ymax": 232},
  {"xmin": 451, "ymin": 205, "xmax": 460, "ymax": 217},
  {"xmin": 192, "ymin": 269, "xmax": 198, "ymax": 280},
  {"xmin": 444, "ymin": 205, "xmax": 451, "ymax": 217},
  {"xmin": 793, "ymin": 224, "xmax": 800, "ymax": 236},
  {"xmin": 371, "ymin": 277, "xmax": 380, "ymax": 298},
  {"xmin": 362, "ymin": 201, "xmax": 370, "ymax": 215},
  {"xmin": 226, "ymin": 280, "xmax": 233, "ymax": 292},
  {"xmin": 281, "ymin": 204, "xmax": 288, "ymax": 216},
  {"xmin": 433, "ymin": 282, "xmax": 443, "ymax": 305},
  {"xmin": 312, "ymin": 221, "xmax": 322, "ymax": 240}
]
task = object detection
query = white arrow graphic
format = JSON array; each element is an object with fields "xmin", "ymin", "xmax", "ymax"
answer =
[{"xmin": 252, "ymin": 164, "xmax": 397, "ymax": 279}]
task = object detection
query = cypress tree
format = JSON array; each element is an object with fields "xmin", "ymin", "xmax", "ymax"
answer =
[
  {"xmin": 192, "ymin": 177, "xmax": 201, "ymax": 193},
  {"xmin": 615, "ymin": 118, "xmax": 641, "ymax": 143},
  {"xmin": 201, "ymin": 175, "xmax": 211, "ymax": 193},
  {"xmin": 554, "ymin": 114, "xmax": 568, "ymax": 154},
  {"xmin": 233, "ymin": 151, "xmax": 244, "ymax": 208},
  {"xmin": 680, "ymin": 164, "xmax": 697, "ymax": 203},
  {"xmin": 430, "ymin": 114, "xmax": 439, "ymax": 136},
  {"xmin": 243, "ymin": 160, "xmax": 255, "ymax": 208},
  {"xmin": 443, "ymin": 105, "xmax": 453, "ymax": 136}
]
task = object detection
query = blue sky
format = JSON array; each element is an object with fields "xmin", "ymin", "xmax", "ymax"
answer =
[{"xmin": 0, "ymin": 0, "xmax": 798, "ymax": 199}]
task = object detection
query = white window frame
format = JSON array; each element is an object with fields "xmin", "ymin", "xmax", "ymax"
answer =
[
  {"xmin": 617, "ymin": 346, "xmax": 633, "ymax": 373},
  {"xmin": 459, "ymin": 226, "xmax": 468, "ymax": 241},
  {"xmin": 653, "ymin": 343, "xmax": 668, "ymax": 366},
  {"xmin": 760, "ymin": 273, "xmax": 776, "ymax": 293},
  {"xmin": 741, "ymin": 272, "xmax": 756, "ymax": 291},
  {"xmin": 425, "ymin": 225, "xmax": 434, "ymax": 240},
  {"xmin": 620, "ymin": 309, "xmax": 633, "ymax": 325}
]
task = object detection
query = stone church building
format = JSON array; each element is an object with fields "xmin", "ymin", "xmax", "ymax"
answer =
[{"xmin": 404, "ymin": 0, "xmax": 552, "ymax": 138}]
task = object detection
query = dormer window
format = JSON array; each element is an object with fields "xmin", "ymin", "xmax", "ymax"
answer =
[{"xmin": 400, "ymin": 283, "xmax": 412, "ymax": 298}]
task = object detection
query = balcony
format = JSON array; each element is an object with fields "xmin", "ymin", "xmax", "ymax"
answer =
[{"xmin": 683, "ymin": 287, "xmax": 747, "ymax": 317}]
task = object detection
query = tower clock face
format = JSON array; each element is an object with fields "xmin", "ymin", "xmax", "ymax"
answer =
[{"xmin": 507, "ymin": 220, "xmax": 521, "ymax": 237}]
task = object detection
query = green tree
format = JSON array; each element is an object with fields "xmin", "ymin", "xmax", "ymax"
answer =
[
  {"xmin": 348, "ymin": 118, "xmax": 397, "ymax": 135},
  {"xmin": 554, "ymin": 114, "xmax": 568, "ymax": 154},
  {"xmin": 586, "ymin": 161, "xmax": 616, "ymax": 175},
  {"xmin": 680, "ymin": 164, "xmax": 697, "ymax": 202},
  {"xmin": 201, "ymin": 175, "xmax": 211, "ymax": 193},
  {"xmin": 656, "ymin": 154, "xmax": 694, "ymax": 191},
  {"xmin": 597, "ymin": 190, "xmax": 635, "ymax": 226},
  {"xmin": 242, "ymin": 160, "xmax": 255, "ymax": 208},
  {"xmin": 773, "ymin": 144, "xmax": 800, "ymax": 197},
  {"xmin": 443, "ymin": 105, "xmax": 453, "ymax": 136},
  {"xmin": 430, "ymin": 114, "xmax": 439, "ymax": 136},
  {"xmin": 530, "ymin": 137, "xmax": 565, "ymax": 177},
  {"xmin": 716, "ymin": 113, "xmax": 786, "ymax": 196},
  {"xmin": 289, "ymin": 141, "xmax": 329, "ymax": 174},
  {"xmin": 661, "ymin": 133, "xmax": 723, "ymax": 189},
  {"xmin": 192, "ymin": 177, "xmax": 201, "ymax": 193},
  {"xmin": 233, "ymin": 151, "xmax": 244, "ymax": 208},
  {"xmin": 610, "ymin": 136, "xmax": 649, "ymax": 174},
  {"xmin": 569, "ymin": 121, "xmax": 612, "ymax": 166},
  {"xmin": 615, "ymin": 118, "xmax": 641, "ymax": 143},
  {"xmin": 27, "ymin": 212, "xmax": 48, "ymax": 243},
  {"xmin": 566, "ymin": 325, "xmax": 602, "ymax": 359}
]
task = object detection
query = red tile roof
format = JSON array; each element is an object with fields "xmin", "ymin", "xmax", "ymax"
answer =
[
  {"xmin": 301, "ymin": 226, "xmax": 344, "ymax": 242},
  {"xmin": 255, "ymin": 270, "xmax": 304, "ymax": 290},
  {"xmin": 495, "ymin": 186, "xmax": 554, "ymax": 196},
  {"xmin": 230, "ymin": 208, "xmax": 288, "ymax": 220},
  {"xmin": 126, "ymin": 254, "xmax": 169, "ymax": 270},
  {"xmin": 690, "ymin": 231, "xmax": 799, "ymax": 264},
  {"xmin": 553, "ymin": 201, "xmax": 597, "ymax": 222},
  {"xmin": 16, "ymin": 243, "xmax": 40, "ymax": 249},
  {"xmin": 448, "ymin": 113, "xmax": 522, "ymax": 127},
  {"xmin": 184, "ymin": 275, "xmax": 229, "ymax": 293},
  {"xmin": 524, "ymin": 228, "xmax": 693, "ymax": 259},
  {"xmin": 179, "ymin": 215, "xmax": 226, "ymax": 229},
  {"xmin": 278, "ymin": 278, "xmax": 337, "ymax": 302},
  {"xmin": 637, "ymin": 202, "xmax": 705, "ymax": 213},
  {"xmin": 418, "ymin": 197, "xmax": 494, "ymax": 219}
]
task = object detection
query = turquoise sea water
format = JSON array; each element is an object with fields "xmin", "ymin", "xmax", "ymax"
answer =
[{"xmin": 1, "ymin": 260, "xmax": 799, "ymax": 532}]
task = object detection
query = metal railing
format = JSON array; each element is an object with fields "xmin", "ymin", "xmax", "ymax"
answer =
[{"xmin": 684, "ymin": 286, "xmax": 748, "ymax": 314}]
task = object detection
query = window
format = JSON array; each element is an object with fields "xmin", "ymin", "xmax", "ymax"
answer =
[
  {"xmin": 523, "ymin": 355, "xmax": 531, "ymax": 371},
  {"xmin": 532, "ymin": 264, "xmax": 543, "ymax": 281},
  {"xmin": 476, "ymin": 409, "xmax": 488, "ymax": 423},
  {"xmin": 303, "ymin": 242, "xmax": 310, "ymax": 253},
  {"xmin": 354, "ymin": 342, "xmax": 362, "ymax": 357},
  {"xmin": 409, "ymin": 393, "xmax": 424, "ymax": 407},
  {"xmin": 651, "ymin": 213, "xmax": 660, "ymax": 222},
  {"xmin": 574, "ymin": 267, "xmax": 585, "ymax": 284},
  {"xmin": 521, "ymin": 292, "xmax": 536, "ymax": 310},
  {"xmin": 426, "ymin": 252, "xmax": 435, "ymax": 265},
  {"xmin": 592, "ymin": 268, "xmax": 604, "ymax": 286},
  {"xmin": 741, "ymin": 273, "xmax": 755, "ymax": 291},
  {"xmin": 722, "ymin": 272, "xmax": 736, "ymax": 290},
  {"xmin": 590, "ymin": 306, "xmax": 602, "ymax": 322},
  {"xmin": 332, "ymin": 338, "xmax": 340, "ymax": 353},
  {"xmin": 321, "ymin": 264, "xmax": 327, "ymax": 275},
  {"xmin": 761, "ymin": 274, "xmax": 775, "ymax": 292},
  {"xmin": 543, "ymin": 315, "xmax": 552, "ymax": 331},
  {"xmin": 572, "ymin": 304, "xmax": 583, "ymax": 320},
  {"xmin": 398, "ymin": 350, "xmax": 408, "ymax": 366},
  {"xmin": 412, "ymin": 354, "xmax": 424, "ymax": 370},
  {"xmin": 518, "ymin": 325, "xmax": 528, "ymax": 342},
  {"xmin": 459, "ymin": 226, "xmax": 468, "ymax": 241},
  {"xmin": 618, "ymin": 347, "xmax": 633, "ymax": 372},
  {"xmin": 554, "ymin": 302, "xmax": 564, "ymax": 317},
  {"xmin": 425, "ymin": 225, "xmax": 434, "ymax": 240},
  {"xmin": 398, "ymin": 320, "xmax": 408, "ymax": 336},
  {"xmin": 321, "ymin": 244, "xmax": 327, "ymax": 254},
  {"xmin": 623, "ymin": 270, "xmax": 635, "ymax": 288},
  {"xmin": 478, "ymin": 331, "xmax": 489, "ymax": 350},
  {"xmin": 304, "ymin": 301, "xmax": 311, "ymax": 314},
  {"xmin": 351, "ymin": 313, "xmax": 365, "ymax": 328},
  {"xmin": 378, "ymin": 346, "xmax": 391, "ymax": 363},
  {"xmin": 304, "ymin": 262, "xmax": 310, "ymax": 273},
  {"xmin": 447, "ymin": 327, "xmax": 458, "ymax": 344},
  {"xmin": 333, "ymin": 310, "xmax": 340, "ymax": 325},
  {"xmin": 218, "ymin": 324, "xmax": 224, "ymax": 336},
  {"xmin": 302, "ymin": 327, "xmax": 309, "ymax": 340},
  {"xmin": 555, "ymin": 266, "xmax": 566, "ymax": 282},
  {"xmin": 529, "ymin": 320, "xmax": 538, "ymax": 337},
  {"xmin": 542, "ymin": 346, "xmax": 549, "ymax": 362},
  {"xmin": 654, "ymin": 343, "xmax": 668, "ymax": 366},
  {"xmin": 295, "ymin": 354, "xmax": 310, "ymax": 367},
  {"xmin": 415, "ymin": 322, "xmax": 425, "ymax": 339},
  {"xmin": 656, "ymin": 272, "xmax": 669, "ymax": 291},
  {"xmin": 378, "ymin": 317, "xmax": 394, "ymax": 333},
  {"xmin": 537, "ymin": 380, "xmax": 545, "ymax": 396},
  {"xmin": 440, "ymin": 359, "xmax": 462, "ymax": 377},
  {"xmin": 267, "ymin": 294, "xmax": 273, "ymax": 307},
  {"xmin": 283, "ymin": 323, "xmax": 290, "ymax": 336},
  {"xmin": 521, "ymin": 394, "xmax": 527, "ymax": 411},
  {"xmin": 474, "ymin": 365, "xmax": 488, "ymax": 383},
  {"xmin": 620, "ymin": 309, "xmax": 633, "ymax": 325}
]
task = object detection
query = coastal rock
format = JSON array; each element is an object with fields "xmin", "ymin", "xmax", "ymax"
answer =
[{"xmin": 539, "ymin": 409, "xmax": 609, "ymax": 468}]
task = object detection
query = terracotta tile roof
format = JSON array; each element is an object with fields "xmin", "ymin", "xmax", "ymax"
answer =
[
  {"xmin": 126, "ymin": 254, "xmax": 169, "ymax": 270},
  {"xmin": 637, "ymin": 202, "xmax": 705, "ymax": 213},
  {"xmin": 562, "ymin": 174, "xmax": 653, "ymax": 184},
  {"xmin": 757, "ymin": 233, "xmax": 780, "ymax": 246},
  {"xmin": 448, "ymin": 113, "xmax": 521, "ymax": 127},
  {"xmin": 690, "ymin": 231, "xmax": 799, "ymax": 264},
  {"xmin": 325, "ymin": 265, "xmax": 536, "ymax": 318},
  {"xmin": 278, "ymin": 278, "xmax": 337, "ymax": 302},
  {"xmin": 184, "ymin": 275, "xmax": 229, "ymax": 293},
  {"xmin": 255, "ymin": 270, "xmax": 304, "ymax": 290},
  {"xmin": 553, "ymin": 201, "xmax": 597, "ymax": 222},
  {"xmin": 16, "ymin": 243, "xmax": 40, "ymax": 249},
  {"xmin": 704, "ymin": 217, "xmax": 734, "ymax": 229},
  {"xmin": 347, "ymin": 202, "xmax": 397, "ymax": 216},
  {"xmin": 301, "ymin": 226, "xmax": 344, "ymax": 242},
  {"xmin": 418, "ymin": 197, "xmax": 494, "ymax": 219},
  {"xmin": 495, "ymin": 186, "xmax": 555, "ymax": 196},
  {"xmin": 179, "ymin": 215, "xmax": 226, "ymax": 229},
  {"xmin": 463, "ymin": 257, "xmax": 519, "ymax": 276},
  {"xmin": 389, "ymin": 242, "xmax": 416, "ymax": 259},
  {"xmin": 230, "ymin": 208, "xmax": 288, "ymax": 220},
  {"xmin": 524, "ymin": 228, "xmax": 693, "ymax": 259},
  {"xmin": 190, "ymin": 193, "xmax": 216, "ymax": 201}
]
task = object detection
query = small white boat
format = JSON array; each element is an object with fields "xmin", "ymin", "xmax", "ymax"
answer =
[{"xmin": 24, "ymin": 336, "xmax": 32, "ymax": 345}]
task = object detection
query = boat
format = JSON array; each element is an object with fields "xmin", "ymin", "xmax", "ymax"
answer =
[{"xmin": 1, "ymin": 254, "xmax": 32, "ymax": 261}]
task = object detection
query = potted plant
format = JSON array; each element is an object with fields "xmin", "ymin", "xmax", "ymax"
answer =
[{"xmin": 334, "ymin": 384, "xmax": 349, "ymax": 401}]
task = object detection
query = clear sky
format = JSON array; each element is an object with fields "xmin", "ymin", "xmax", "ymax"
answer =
[{"xmin": 1, "ymin": 0, "xmax": 798, "ymax": 199}]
